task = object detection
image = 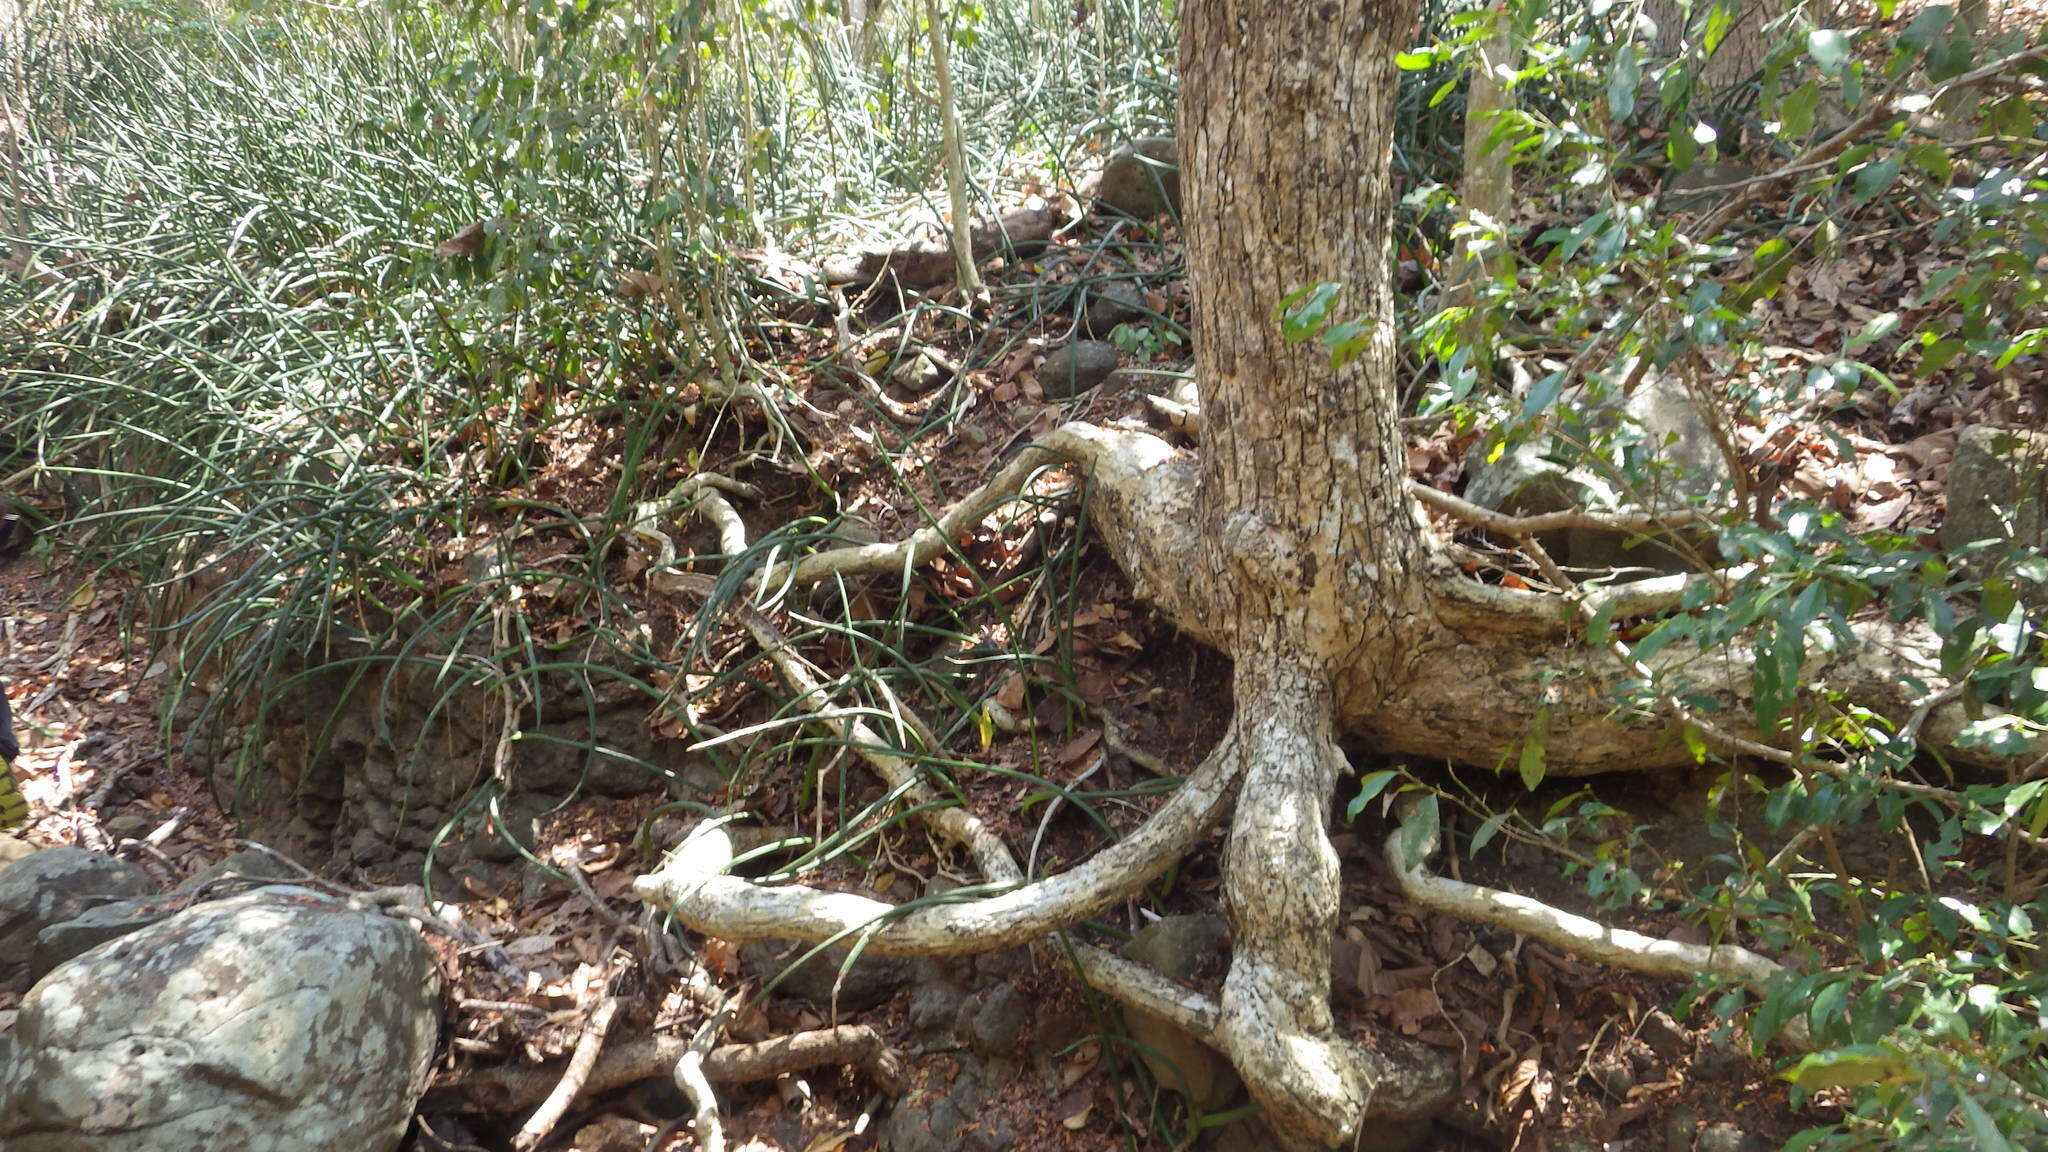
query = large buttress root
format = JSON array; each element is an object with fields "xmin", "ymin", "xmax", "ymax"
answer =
[{"xmin": 1214, "ymin": 661, "xmax": 1455, "ymax": 1148}]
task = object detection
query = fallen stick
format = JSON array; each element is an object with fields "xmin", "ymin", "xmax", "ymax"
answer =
[
  {"xmin": 426, "ymin": 1024, "xmax": 907, "ymax": 1115},
  {"xmin": 512, "ymin": 995, "xmax": 619, "ymax": 1151}
]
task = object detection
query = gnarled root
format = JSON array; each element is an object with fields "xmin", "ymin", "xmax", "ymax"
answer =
[
  {"xmin": 632, "ymin": 737, "xmax": 1241, "ymax": 955},
  {"xmin": 1386, "ymin": 796, "xmax": 1813, "ymax": 1050},
  {"xmin": 1213, "ymin": 661, "xmax": 1456, "ymax": 1148},
  {"xmin": 1380, "ymin": 587, "xmax": 2045, "ymax": 777}
]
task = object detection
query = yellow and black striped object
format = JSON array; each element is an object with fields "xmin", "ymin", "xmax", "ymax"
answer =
[{"xmin": 0, "ymin": 685, "xmax": 24, "ymax": 830}]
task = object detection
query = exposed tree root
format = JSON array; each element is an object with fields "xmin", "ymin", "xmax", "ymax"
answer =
[
  {"xmin": 632, "ymin": 734, "xmax": 1240, "ymax": 956},
  {"xmin": 1212, "ymin": 660, "xmax": 1457, "ymax": 1145},
  {"xmin": 1387, "ymin": 800, "xmax": 1784, "ymax": 988},
  {"xmin": 819, "ymin": 204, "xmax": 1061, "ymax": 289},
  {"xmin": 1408, "ymin": 478, "xmax": 1719, "ymax": 538},
  {"xmin": 630, "ymin": 416, "xmax": 2037, "ymax": 1147}
]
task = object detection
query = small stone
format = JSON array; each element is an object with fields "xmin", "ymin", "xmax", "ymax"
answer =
[
  {"xmin": 908, "ymin": 968, "xmax": 966, "ymax": 1042},
  {"xmin": 1663, "ymin": 1108, "xmax": 1700, "ymax": 1152},
  {"xmin": 0, "ymin": 847, "xmax": 155, "ymax": 972},
  {"xmin": 1694, "ymin": 1036, "xmax": 1746, "ymax": 1081},
  {"xmin": 102, "ymin": 813, "xmax": 151, "ymax": 840},
  {"xmin": 880, "ymin": 1095, "xmax": 968, "ymax": 1152},
  {"xmin": 1640, "ymin": 1008, "xmax": 1692, "ymax": 1064},
  {"xmin": 741, "ymin": 938, "xmax": 911, "ymax": 1012},
  {"xmin": 963, "ymin": 1110, "xmax": 1021, "ymax": 1152},
  {"xmin": 571, "ymin": 1115, "xmax": 655, "ymax": 1152},
  {"xmin": 1694, "ymin": 1123, "xmax": 1762, "ymax": 1152},
  {"xmin": 179, "ymin": 850, "xmax": 300, "ymax": 891},
  {"xmin": 1122, "ymin": 915, "xmax": 1239, "ymax": 1113},
  {"xmin": 887, "ymin": 346, "xmax": 951, "ymax": 393},
  {"xmin": 1083, "ymin": 281, "xmax": 1147, "ymax": 337},
  {"xmin": 1090, "ymin": 136, "xmax": 1180, "ymax": 219},
  {"xmin": 965, "ymin": 982, "xmax": 1031, "ymax": 1057},
  {"xmin": 32, "ymin": 896, "xmax": 184, "ymax": 978},
  {"xmin": 1589, "ymin": 1055, "xmax": 1637, "ymax": 1098},
  {"xmin": 1039, "ymin": 341, "xmax": 1120, "ymax": 399}
]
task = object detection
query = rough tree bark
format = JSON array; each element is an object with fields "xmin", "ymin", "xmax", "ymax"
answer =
[
  {"xmin": 1647, "ymin": 0, "xmax": 1784, "ymax": 94},
  {"xmin": 636, "ymin": 2, "xmax": 2045, "ymax": 1147},
  {"xmin": 1449, "ymin": 11, "xmax": 1521, "ymax": 302}
]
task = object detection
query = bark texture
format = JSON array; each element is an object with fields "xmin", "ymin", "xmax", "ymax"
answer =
[
  {"xmin": 1647, "ymin": 0, "xmax": 1783, "ymax": 93},
  {"xmin": 1169, "ymin": 2, "xmax": 1450, "ymax": 1143}
]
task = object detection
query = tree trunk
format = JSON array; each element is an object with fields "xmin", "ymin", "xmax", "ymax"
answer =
[
  {"xmin": 1175, "ymin": 1, "xmax": 1448, "ymax": 1144},
  {"xmin": 1450, "ymin": 15, "xmax": 1520, "ymax": 302},
  {"xmin": 1647, "ymin": 0, "xmax": 1782, "ymax": 93}
]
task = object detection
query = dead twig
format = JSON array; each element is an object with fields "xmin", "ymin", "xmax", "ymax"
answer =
[
  {"xmin": 424, "ymin": 1024, "xmax": 909, "ymax": 1116},
  {"xmin": 512, "ymin": 995, "xmax": 620, "ymax": 1151}
]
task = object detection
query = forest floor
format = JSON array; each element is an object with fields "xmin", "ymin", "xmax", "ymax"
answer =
[
  {"xmin": 2, "ymin": 172, "xmax": 2025, "ymax": 1150},
  {"xmin": 5, "ymin": 8, "xmax": 2047, "ymax": 1150}
]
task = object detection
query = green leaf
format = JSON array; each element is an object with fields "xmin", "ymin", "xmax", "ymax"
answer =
[
  {"xmin": 1681, "ymin": 723, "xmax": 1709, "ymax": 764},
  {"xmin": 1807, "ymin": 979, "xmax": 1852, "ymax": 1042},
  {"xmin": 1393, "ymin": 794, "xmax": 1441, "ymax": 870},
  {"xmin": 1741, "ymin": 236, "xmax": 1797, "ymax": 303},
  {"xmin": 1469, "ymin": 811, "xmax": 1509, "ymax": 856},
  {"xmin": 1781, "ymin": 1045, "xmax": 1908, "ymax": 1091},
  {"xmin": 1701, "ymin": 0, "xmax": 1734, "ymax": 54},
  {"xmin": 1917, "ymin": 336, "xmax": 1965, "ymax": 376},
  {"xmin": 1276, "ymin": 281, "xmax": 1342, "ymax": 342},
  {"xmin": 1346, "ymin": 770, "xmax": 1399, "ymax": 822},
  {"xmin": 1518, "ymin": 707, "xmax": 1551, "ymax": 790},
  {"xmin": 1926, "ymin": 32, "xmax": 1976, "ymax": 82},
  {"xmin": 1807, "ymin": 30, "xmax": 1852, "ymax": 76},
  {"xmin": 1395, "ymin": 49, "xmax": 1437, "ymax": 71},
  {"xmin": 1846, "ymin": 311, "xmax": 1900, "ymax": 351},
  {"xmin": 1779, "ymin": 80, "xmax": 1820, "ymax": 140},
  {"xmin": 1852, "ymin": 155, "xmax": 1902, "ymax": 204},
  {"xmin": 1608, "ymin": 45, "xmax": 1640, "ymax": 119},
  {"xmin": 1993, "ymin": 328, "xmax": 2047, "ymax": 370},
  {"xmin": 1956, "ymin": 1090, "xmax": 2018, "ymax": 1152}
]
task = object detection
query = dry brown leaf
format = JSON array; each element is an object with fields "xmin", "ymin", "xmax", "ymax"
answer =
[
  {"xmin": 1387, "ymin": 986, "xmax": 1441, "ymax": 1034},
  {"xmin": 616, "ymin": 270, "xmax": 672, "ymax": 298},
  {"xmin": 1061, "ymin": 1041, "xmax": 1102, "ymax": 1088},
  {"xmin": 434, "ymin": 220, "xmax": 488, "ymax": 258}
]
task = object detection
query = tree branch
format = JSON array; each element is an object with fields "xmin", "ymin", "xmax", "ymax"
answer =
[{"xmin": 1695, "ymin": 42, "xmax": 2048, "ymax": 237}]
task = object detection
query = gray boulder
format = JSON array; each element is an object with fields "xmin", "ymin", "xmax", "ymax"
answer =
[
  {"xmin": 0, "ymin": 886, "xmax": 440, "ymax": 1152},
  {"xmin": 1941, "ymin": 425, "xmax": 2047, "ymax": 555},
  {"xmin": 31, "ymin": 895, "xmax": 186, "ymax": 980},
  {"xmin": 0, "ymin": 847, "xmax": 154, "ymax": 974},
  {"xmin": 1942, "ymin": 425, "xmax": 2048, "ymax": 606},
  {"xmin": 1089, "ymin": 136, "xmax": 1180, "ymax": 219},
  {"xmin": 741, "ymin": 937, "xmax": 910, "ymax": 1012},
  {"xmin": 1463, "ymin": 371, "xmax": 1730, "ymax": 572}
]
